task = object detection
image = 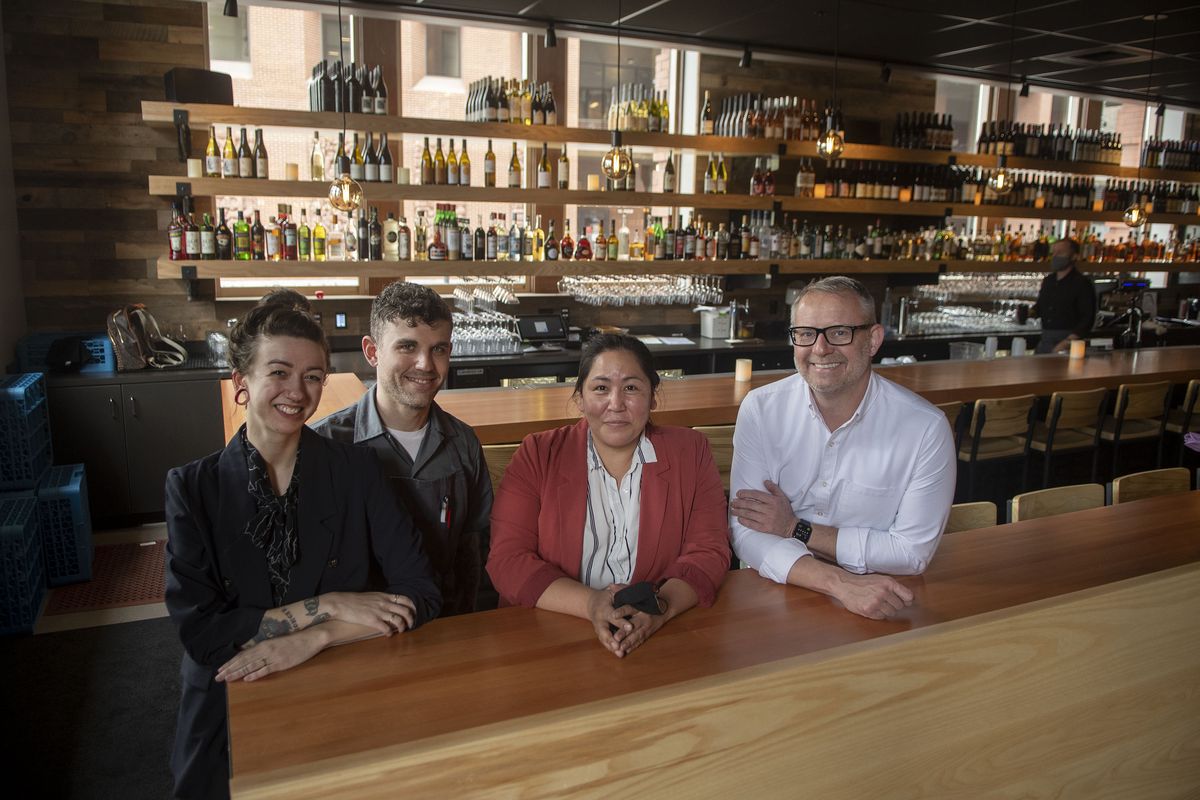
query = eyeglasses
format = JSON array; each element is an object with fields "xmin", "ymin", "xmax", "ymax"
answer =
[{"xmin": 788, "ymin": 324, "xmax": 873, "ymax": 347}]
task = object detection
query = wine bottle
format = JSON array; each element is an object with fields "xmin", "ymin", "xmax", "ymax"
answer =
[
  {"xmin": 311, "ymin": 131, "xmax": 325, "ymax": 181},
  {"xmin": 233, "ymin": 210, "xmax": 250, "ymax": 260},
  {"xmin": 364, "ymin": 131, "xmax": 379, "ymax": 182},
  {"xmin": 222, "ymin": 126, "xmax": 237, "ymax": 178},
  {"xmin": 216, "ymin": 209, "xmax": 232, "ymax": 259},
  {"xmin": 253, "ymin": 129, "xmax": 268, "ymax": 179},
  {"xmin": 447, "ymin": 139, "xmax": 459, "ymax": 186},
  {"xmin": 298, "ymin": 209, "xmax": 311, "ymax": 261},
  {"xmin": 204, "ymin": 126, "xmax": 220, "ymax": 177},
  {"xmin": 184, "ymin": 212, "xmax": 201, "ymax": 259},
  {"xmin": 508, "ymin": 142, "xmax": 522, "ymax": 188},
  {"xmin": 537, "ymin": 142, "xmax": 551, "ymax": 189},
  {"xmin": 459, "ymin": 139, "xmax": 471, "ymax": 186},
  {"xmin": 378, "ymin": 132, "xmax": 393, "ymax": 183},
  {"xmin": 251, "ymin": 210, "xmax": 266, "ymax": 260},
  {"xmin": 312, "ymin": 212, "xmax": 327, "ymax": 262},
  {"xmin": 281, "ymin": 210, "xmax": 297, "ymax": 260},
  {"xmin": 663, "ymin": 151, "xmax": 676, "ymax": 193},
  {"xmin": 350, "ymin": 133, "xmax": 365, "ymax": 181},
  {"xmin": 545, "ymin": 83, "xmax": 558, "ymax": 126},
  {"xmin": 374, "ymin": 66, "xmax": 388, "ymax": 114},
  {"xmin": 421, "ymin": 137, "xmax": 435, "ymax": 185},
  {"xmin": 557, "ymin": 147, "xmax": 569, "ymax": 189},
  {"xmin": 358, "ymin": 210, "xmax": 371, "ymax": 261},
  {"xmin": 167, "ymin": 202, "xmax": 183, "ymax": 260},
  {"xmin": 484, "ymin": 139, "xmax": 496, "ymax": 187},
  {"xmin": 237, "ymin": 127, "xmax": 253, "ymax": 178},
  {"xmin": 360, "ymin": 64, "xmax": 374, "ymax": 115},
  {"xmin": 594, "ymin": 220, "xmax": 607, "ymax": 262},
  {"xmin": 200, "ymin": 212, "xmax": 216, "ymax": 260},
  {"xmin": 700, "ymin": 90, "xmax": 714, "ymax": 135},
  {"xmin": 435, "ymin": 137, "xmax": 447, "ymax": 184}
]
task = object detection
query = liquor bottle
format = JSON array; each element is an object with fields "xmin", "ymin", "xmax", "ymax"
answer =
[
  {"xmin": 383, "ymin": 212, "xmax": 400, "ymax": 261},
  {"xmin": 374, "ymin": 66, "xmax": 388, "ymax": 114},
  {"xmin": 397, "ymin": 216, "xmax": 412, "ymax": 260},
  {"xmin": 253, "ymin": 129, "xmax": 268, "ymax": 179},
  {"xmin": 183, "ymin": 212, "xmax": 201, "ymax": 259},
  {"xmin": 327, "ymin": 215, "xmax": 345, "ymax": 260},
  {"xmin": 421, "ymin": 137, "xmax": 434, "ymax": 185},
  {"xmin": 413, "ymin": 211, "xmax": 428, "ymax": 260},
  {"xmin": 344, "ymin": 211, "xmax": 359, "ymax": 260},
  {"xmin": 545, "ymin": 218, "xmax": 559, "ymax": 261},
  {"xmin": 532, "ymin": 214, "xmax": 545, "ymax": 261},
  {"xmin": 233, "ymin": 210, "xmax": 250, "ymax": 260},
  {"xmin": 508, "ymin": 142, "xmax": 522, "ymax": 188},
  {"xmin": 434, "ymin": 137, "xmax": 447, "ymax": 184},
  {"xmin": 496, "ymin": 214, "xmax": 509, "ymax": 261},
  {"xmin": 484, "ymin": 214, "xmax": 497, "ymax": 260},
  {"xmin": 363, "ymin": 132, "xmax": 379, "ymax": 182},
  {"xmin": 574, "ymin": 222, "xmax": 592, "ymax": 260},
  {"xmin": 623, "ymin": 148, "xmax": 636, "ymax": 191},
  {"xmin": 510, "ymin": 215, "xmax": 523, "ymax": 262},
  {"xmin": 237, "ymin": 128, "xmax": 254, "ymax": 178},
  {"xmin": 484, "ymin": 139, "xmax": 497, "ymax": 187},
  {"xmin": 472, "ymin": 215, "xmax": 485, "ymax": 260},
  {"xmin": 297, "ymin": 209, "xmax": 311, "ymax": 260},
  {"xmin": 684, "ymin": 215, "xmax": 697, "ymax": 259},
  {"xmin": 521, "ymin": 80, "xmax": 533, "ymax": 125},
  {"xmin": 359, "ymin": 209, "xmax": 374, "ymax": 261},
  {"xmin": 617, "ymin": 214, "xmax": 630, "ymax": 261},
  {"xmin": 215, "ymin": 209, "xmax": 232, "ymax": 259},
  {"xmin": 447, "ymin": 138, "xmax": 459, "ymax": 185},
  {"xmin": 199, "ymin": 212, "xmax": 216, "ymax": 260},
  {"xmin": 350, "ymin": 133, "xmax": 365, "ymax": 181},
  {"xmin": 594, "ymin": 220, "xmax": 607, "ymax": 261},
  {"xmin": 204, "ymin": 126, "xmax": 220, "ymax": 177},
  {"xmin": 537, "ymin": 142, "xmax": 551, "ymax": 189},
  {"xmin": 222, "ymin": 126, "xmax": 237, "ymax": 178},
  {"xmin": 606, "ymin": 218, "xmax": 619, "ymax": 261},
  {"xmin": 459, "ymin": 139, "xmax": 471, "ymax": 186},
  {"xmin": 700, "ymin": 90, "xmax": 714, "ymax": 135},
  {"xmin": 447, "ymin": 213, "xmax": 461, "ymax": 260},
  {"xmin": 312, "ymin": 212, "xmax": 327, "ymax": 261},
  {"xmin": 531, "ymin": 84, "xmax": 545, "ymax": 125},
  {"xmin": 557, "ymin": 147, "xmax": 569, "ymax": 189},
  {"xmin": 252, "ymin": 210, "xmax": 268, "ymax": 260},
  {"xmin": 663, "ymin": 151, "xmax": 676, "ymax": 193},
  {"xmin": 544, "ymin": 83, "xmax": 558, "ymax": 126},
  {"xmin": 378, "ymin": 132, "xmax": 393, "ymax": 183},
  {"xmin": 560, "ymin": 218, "xmax": 575, "ymax": 260},
  {"xmin": 282, "ymin": 210, "xmax": 299, "ymax": 260},
  {"xmin": 428, "ymin": 226, "xmax": 447, "ymax": 260},
  {"xmin": 167, "ymin": 202, "xmax": 184, "ymax": 260},
  {"xmin": 675, "ymin": 214, "xmax": 687, "ymax": 260}
]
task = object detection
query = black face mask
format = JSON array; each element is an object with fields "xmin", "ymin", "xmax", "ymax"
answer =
[{"xmin": 1051, "ymin": 254, "xmax": 1072, "ymax": 271}]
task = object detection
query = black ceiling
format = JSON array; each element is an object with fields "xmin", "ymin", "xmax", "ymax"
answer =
[{"xmin": 346, "ymin": 0, "xmax": 1200, "ymax": 108}]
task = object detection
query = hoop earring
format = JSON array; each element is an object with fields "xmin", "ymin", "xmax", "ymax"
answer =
[{"xmin": 234, "ymin": 387, "xmax": 250, "ymax": 406}]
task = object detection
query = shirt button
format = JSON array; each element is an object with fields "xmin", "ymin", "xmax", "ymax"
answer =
[
  {"xmin": 821, "ymin": 481, "xmax": 828, "ymax": 487},
  {"xmin": 327, "ymin": 558, "xmax": 339, "ymax": 568},
  {"xmin": 817, "ymin": 511, "xmax": 825, "ymax": 516},
  {"xmin": 827, "ymin": 442, "xmax": 834, "ymax": 448},
  {"xmin": 222, "ymin": 577, "xmax": 232, "ymax": 588}
]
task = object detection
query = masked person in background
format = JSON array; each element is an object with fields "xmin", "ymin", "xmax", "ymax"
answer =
[{"xmin": 1032, "ymin": 238, "xmax": 1096, "ymax": 354}]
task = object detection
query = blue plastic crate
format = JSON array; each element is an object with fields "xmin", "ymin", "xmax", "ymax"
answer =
[
  {"xmin": 1, "ymin": 373, "xmax": 47, "ymax": 417},
  {"xmin": 0, "ymin": 498, "xmax": 45, "ymax": 636},
  {"xmin": 36, "ymin": 464, "xmax": 93, "ymax": 587},
  {"xmin": 15, "ymin": 333, "xmax": 114, "ymax": 374},
  {"xmin": 0, "ymin": 401, "xmax": 52, "ymax": 492}
]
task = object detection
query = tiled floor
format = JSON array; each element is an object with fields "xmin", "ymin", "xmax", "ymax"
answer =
[{"xmin": 34, "ymin": 523, "xmax": 170, "ymax": 635}]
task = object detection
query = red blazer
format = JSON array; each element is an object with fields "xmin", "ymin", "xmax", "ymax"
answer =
[{"xmin": 487, "ymin": 419, "xmax": 731, "ymax": 608}]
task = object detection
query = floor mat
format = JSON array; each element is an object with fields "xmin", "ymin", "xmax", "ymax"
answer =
[{"xmin": 43, "ymin": 541, "xmax": 166, "ymax": 615}]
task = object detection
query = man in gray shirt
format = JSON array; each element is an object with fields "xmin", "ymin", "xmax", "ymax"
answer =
[{"xmin": 312, "ymin": 282, "xmax": 495, "ymax": 614}]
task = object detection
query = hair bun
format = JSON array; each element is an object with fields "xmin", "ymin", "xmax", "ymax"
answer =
[{"xmin": 258, "ymin": 288, "xmax": 312, "ymax": 314}]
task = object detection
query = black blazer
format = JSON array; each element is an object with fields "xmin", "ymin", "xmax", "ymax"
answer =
[{"xmin": 164, "ymin": 426, "xmax": 440, "ymax": 798}]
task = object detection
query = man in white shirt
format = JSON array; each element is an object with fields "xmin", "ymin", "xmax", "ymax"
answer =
[{"xmin": 729, "ymin": 276, "xmax": 956, "ymax": 619}]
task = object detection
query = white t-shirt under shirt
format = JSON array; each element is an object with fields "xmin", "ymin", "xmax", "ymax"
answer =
[{"xmin": 387, "ymin": 424, "xmax": 428, "ymax": 461}]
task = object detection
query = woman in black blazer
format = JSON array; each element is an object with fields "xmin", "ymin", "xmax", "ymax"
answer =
[{"xmin": 164, "ymin": 293, "xmax": 440, "ymax": 799}]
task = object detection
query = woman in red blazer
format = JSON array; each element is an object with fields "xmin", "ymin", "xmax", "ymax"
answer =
[{"xmin": 487, "ymin": 334, "xmax": 731, "ymax": 657}]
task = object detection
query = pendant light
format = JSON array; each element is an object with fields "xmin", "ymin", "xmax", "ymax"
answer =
[
  {"xmin": 601, "ymin": 0, "xmax": 632, "ymax": 182},
  {"xmin": 1124, "ymin": 13, "xmax": 1163, "ymax": 229},
  {"xmin": 328, "ymin": 0, "xmax": 364, "ymax": 212},
  {"xmin": 989, "ymin": 0, "xmax": 1019, "ymax": 196},
  {"xmin": 816, "ymin": 0, "xmax": 844, "ymax": 160}
]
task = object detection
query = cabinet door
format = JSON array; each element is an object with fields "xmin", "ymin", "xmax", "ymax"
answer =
[
  {"xmin": 47, "ymin": 384, "xmax": 131, "ymax": 519},
  {"xmin": 123, "ymin": 381, "xmax": 224, "ymax": 515}
]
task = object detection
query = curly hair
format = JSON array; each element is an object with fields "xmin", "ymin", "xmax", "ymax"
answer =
[{"xmin": 370, "ymin": 281, "xmax": 453, "ymax": 341}]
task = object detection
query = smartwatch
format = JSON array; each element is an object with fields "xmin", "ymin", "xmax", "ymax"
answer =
[{"xmin": 791, "ymin": 518, "xmax": 813, "ymax": 544}]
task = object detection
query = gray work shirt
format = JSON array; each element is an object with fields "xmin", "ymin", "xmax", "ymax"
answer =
[{"xmin": 311, "ymin": 387, "xmax": 495, "ymax": 614}]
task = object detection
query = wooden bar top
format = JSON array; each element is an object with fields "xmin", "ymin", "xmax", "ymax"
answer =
[
  {"xmin": 228, "ymin": 490, "xmax": 1200, "ymax": 794},
  {"xmin": 437, "ymin": 345, "xmax": 1200, "ymax": 444}
]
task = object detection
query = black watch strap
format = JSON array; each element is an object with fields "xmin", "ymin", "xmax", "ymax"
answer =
[{"xmin": 791, "ymin": 518, "xmax": 813, "ymax": 544}]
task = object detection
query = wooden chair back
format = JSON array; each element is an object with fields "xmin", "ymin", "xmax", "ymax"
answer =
[
  {"xmin": 945, "ymin": 501, "xmax": 997, "ymax": 533},
  {"xmin": 1181, "ymin": 379, "xmax": 1199, "ymax": 416},
  {"xmin": 1046, "ymin": 387, "xmax": 1107, "ymax": 430},
  {"xmin": 694, "ymin": 425, "xmax": 735, "ymax": 491},
  {"xmin": 969, "ymin": 394, "xmax": 1037, "ymax": 439},
  {"xmin": 482, "ymin": 444, "xmax": 521, "ymax": 495},
  {"xmin": 1111, "ymin": 468, "xmax": 1191, "ymax": 504},
  {"xmin": 1116, "ymin": 381, "xmax": 1171, "ymax": 421},
  {"xmin": 1011, "ymin": 483, "xmax": 1105, "ymax": 522}
]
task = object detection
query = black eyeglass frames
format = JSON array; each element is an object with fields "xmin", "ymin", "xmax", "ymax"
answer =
[{"xmin": 787, "ymin": 324, "xmax": 873, "ymax": 347}]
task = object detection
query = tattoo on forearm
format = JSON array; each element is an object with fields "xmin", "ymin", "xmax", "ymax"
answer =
[
  {"xmin": 303, "ymin": 596, "xmax": 331, "ymax": 624},
  {"xmin": 250, "ymin": 615, "xmax": 294, "ymax": 644},
  {"xmin": 281, "ymin": 607, "xmax": 300, "ymax": 632}
]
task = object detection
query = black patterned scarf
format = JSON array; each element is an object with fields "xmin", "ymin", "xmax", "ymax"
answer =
[{"xmin": 240, "ymin": 427, "xmax": 300, "ymax": 605}]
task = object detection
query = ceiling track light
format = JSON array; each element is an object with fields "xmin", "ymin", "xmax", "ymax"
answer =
[
  {"xmin": 739, "ymin": 45, "xmax": 752, "ymax": 69},
  {"xmin": 1019, "ymin": 76, "xmax": 1030, "ymax": 97},
  {"xmin": 545, "ymin": 21, "xmax": 557, "ymax": 48},
  {"xmin": 880, "ymin": 62, "xmax": 892, "ymax": 83},
  {"xmin": 223, "ymin": 0, "xmax": 238, "ymax": 18},
  {"xmin": 1126, "ymin": 14, "xmax": 1161, "ymax": 228}
]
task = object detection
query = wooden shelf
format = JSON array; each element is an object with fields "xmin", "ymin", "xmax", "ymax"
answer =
[
  {"xmin": 779, "ymin": 196, "xmax": 1200, "ymax": 224},
  {"xmin": 155, "ymin": 256, "xmax": 1198, "ymax": 281}
]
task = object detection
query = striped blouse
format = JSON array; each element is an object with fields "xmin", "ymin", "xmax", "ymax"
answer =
[{"xmin": 579, "ymin": 431, "xmax": 658, "ymax": 590}]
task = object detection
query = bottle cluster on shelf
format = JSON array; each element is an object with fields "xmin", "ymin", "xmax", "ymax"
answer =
[
  {"xmin": 307, "ymin": 60, "xmax": 388, "ymax": 114},
  {"xmin": 605, "ymin": 83, "xmax": 671, "ymax": 133},
  {"xmin": 1140, "ymin": 138, "xmax": 1200, "ymax": 171},
  {"xmin": 700, "ymin": 91, "xmax": 829, "ymax": 140},
  {"xmin": 892, "ymin": 112, "xmax": 955, "ymax": 151},
  {"xmin": 464, "ymin": 77, "xmax": 558, "ymax": 125},
  {"xmin": 331, "ymin": 130, "xmax": 395, "ymax": 183},
  {"xmin": 204, "ymin": 125, "xmax": 269, "ymax": 179},
  {"xmin": 168, "ymin": 199, "xmax": 360, "ymax": 262},
  {"xmin": 976, "ymin": 122, "xmax": 1122, "ymax": 165}
]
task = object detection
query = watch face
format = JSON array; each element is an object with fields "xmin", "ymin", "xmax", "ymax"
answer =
[{"xmin": 792, "ymin": 519, "xmax": 812, "ymax": 543}]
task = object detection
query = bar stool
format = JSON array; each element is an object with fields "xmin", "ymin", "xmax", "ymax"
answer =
[
  {"xmin": 945, "ymin": 501, "xmax": 997, "ymax": 533},
  {"xmin": 1029, "ymin": 387, "xmax": 1107, "ymax": 486},
  {"xmin": 693, "ymin": 425, "xmax": 735, "ymax": 492},
  {"xmin": 482, "ymin": 443, "xmax": 521, "ymax": 495},
  {"xmin": 1164, "ymin": 379, "xmax": 1199, "ymax": 466},
  {"xmin": 935, "ymin": 401, "xmax": 968, "ymax": 452},
  {"xmin": 958, "ymin": 394, "xmax": 1037, "ymax": 501},
  {"xmin": 1110, "ymin": 467, "xmax": 1192, "ymax": 504},
  {"xmin": 1081, "ymin": 381, "xmax": 1171, "ymax": 480},
  {"xmin": 1009, "ymin": 483, "xmax": 1105, "ymax": 522}
]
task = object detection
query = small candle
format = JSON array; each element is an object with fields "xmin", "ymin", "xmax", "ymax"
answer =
[
  {"xmin": 813, "ymin": 183, "xmax": 827, "ymax": 199},
  {"xmin": 285, "ymin": 163, "xmax": 299, "ymax": 181},
  {"xmin": 186, "ymin": 158, "xmax": 202, "ymax": 178},
  {"xmin": 1011, "ymin": 337, "xmax": 1027, "ymax": 356},
  {"xmin": 898, "ymin": 187, "xmax": 912, "ymax": 203},
  {"xmin": 587, "ymin": 174, "xmax": 600, "ymax": 191},
  {"xmin": 1069, "ymin": 339, "xmax": 1086, "ymax": 360},
  {"xmin": 397, "ymin": 167, "xmax": 410, "ymax": 185},
  {"xmin": 735, "ymin": 358, "xmax": 752, "ymax": 382}
]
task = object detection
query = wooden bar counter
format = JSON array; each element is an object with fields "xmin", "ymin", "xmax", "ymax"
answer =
[
  {"xmin": 437, "ymin": 345, "xmax": 1200, "ymax": 444},
  {"xmin": 228, "ymin": 492, "xmax": 1200, "ymax": 798}
]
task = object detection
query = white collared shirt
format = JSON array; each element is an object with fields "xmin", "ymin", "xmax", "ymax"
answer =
[
  {"xmin": 731, "ymin": 371, "xmax": 956, "ymax": 581},
  {"xmin": 580, "ymin": 431, "xmax": 658, "ymax": 589}
]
